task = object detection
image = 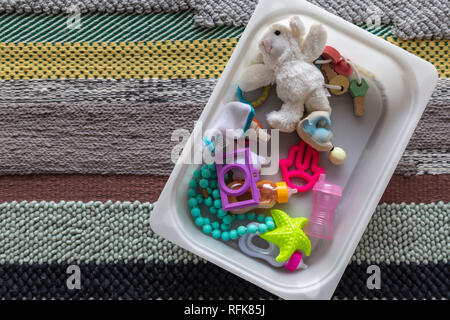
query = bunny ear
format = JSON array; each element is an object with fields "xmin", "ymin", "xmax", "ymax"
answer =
[
  {"xmin": 289, "ymin": 16, "xmax": 305, "ymax": 39},
  {"xmin": 302, "ymin": 23, "xmax": 327, "ymax": 62}
]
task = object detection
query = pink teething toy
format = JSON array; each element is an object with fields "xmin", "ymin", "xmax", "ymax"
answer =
[
  {"xmin": 284, "ymin": 251, "xmax": 305, "ymax": 272},
  {"xmin": 279, "ymin": 140, "xmax": 325, "ymax": 192},
  {"xmin": 304, "ymin": 174, "xmax": 342, "ymax": 240}
]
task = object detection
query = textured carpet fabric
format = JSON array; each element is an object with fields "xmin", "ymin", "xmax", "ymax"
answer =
[
  {"xmin": 0, "ymin": 0, "xmax": 448, "ymax": 39},
  {"xmin": 0, "ymin": 79, "xmax": 217, "ymax": 104},
  {"xmin": 0, "ymin": 10, "xmax": 245, "ymax": 42},
  {"xmin": 0, "ymin": 40, "xmax": 236, "ymax": 80},
  {"xmin": 0, "ymin": 102, "xmax": 203, "ymax": 175},
  {"xmin": 0, "ymin": 201, "xmax": 447, "ymax": 299},
  {"xmin": 0, "ymin": 201, "xmax": 447, "ymax": 265},
  {"xmin": 0, "ymin": 0, "xmax": 447, "ymax": 301},
  {"xmin": 0, "ymin": 174, "xmax": 448, "ymax": 203},
  {"xmin": 0, "ymin": 79, "xmax": 447, "ymax": 176},
  {"xmin": 0, "ymin": 261, "xmax": 448, "ymax": 299},
  {"xmin": 310, "ymin": 0, "xmax": 450, "ymax": 39}
]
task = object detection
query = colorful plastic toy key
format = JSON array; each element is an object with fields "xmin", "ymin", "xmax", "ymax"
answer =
[
  {"xmin": 349, "ymin": 78, "xmax": 369, "ymax": 117},
  {"xmin": 279, "ymin": 140, "xmax": 325, "ymax": 192},
  {"xmin": 216, "ymin": 147, "xmax": 261, "ymax": 211}
]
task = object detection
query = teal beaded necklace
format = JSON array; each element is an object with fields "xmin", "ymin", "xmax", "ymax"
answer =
[{"xmin": 187, "ymin": 163, "xmax": 275, "ymax": 241}]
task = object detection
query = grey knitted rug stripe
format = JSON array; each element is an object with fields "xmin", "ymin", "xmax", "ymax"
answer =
[
  {"xmin": 397, "ymin": 150, "xmax": 449, "ymax": 176},
  {"xmin": 0, "ymin": 200, "xmax": 447, "ymax": 265},
  {"xmin": 0, "ymin": 102, "xmax": 202, "ymax": 175},
  {"xmin": 0, "ymin": 79, "xmax": 217, "ymax": 104},
  {"xmin": 0, "ymin": 102, "xmax": 447, "ymax": 176},
  {"xmin": 0, "ymin": 77, "xmax": 448, "ymax": 106},
  {"xmin": 0, "ymin": 78, "xmax": 448, "ymax": 149},
  {"xmin": 0, "ymin": 78, "xmax": 447, "ymax": 176},
  {"xmin": 0, "ymin": 0, "xmax": 448, "ymax": 39}
]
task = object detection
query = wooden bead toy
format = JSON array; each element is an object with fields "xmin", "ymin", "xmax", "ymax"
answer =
[
  {"xmin": 321, "ymin": 64, "xmax": 349, "ymax": 95},
  {"xmin": 328, "ymin": 75, "xmax": 349, "ymax": 95},
  {"xmin": 334, "ymin": 59, "xmax": 353, "ymax": 76},
  {"xmin": 349, "ymin": 78, "xmax": 369, "ymax": 117},
  {"xmin": 322, "ymin": 46, "xmax": 341, "ymax": 64},
  {"xmin": 329, "ymin": 147, "xmax": 346, "ymax": 165},
  {"xmin": 320, "ymin": 62, "xmax": 338, "ymax": 82},
  {"xmin": 322, "ymin": 46, "xmax": 353, "ymax": 76}
]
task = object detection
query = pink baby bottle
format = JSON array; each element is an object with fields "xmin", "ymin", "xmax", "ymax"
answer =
[{"xmin": 304, "ymin": 174, "xmax": 342, "ymax": 240}]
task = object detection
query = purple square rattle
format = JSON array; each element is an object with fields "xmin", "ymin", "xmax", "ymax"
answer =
[{"xmin": 216, "ymin": 147, "xmax": 260, "ymax": 211}]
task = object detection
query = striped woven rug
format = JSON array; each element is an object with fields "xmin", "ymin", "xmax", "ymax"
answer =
[{"xmin": 0, "ymin": 3, "xmax": 448, "ymax": 300}]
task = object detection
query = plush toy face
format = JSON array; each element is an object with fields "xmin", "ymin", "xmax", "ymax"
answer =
[
  {"xmin": 258, "ymin": 24, "xmax": 295, "ymax": 63},
  {"xmin": 258, "ymin": 16, "xmax": 327, "ymax": 65}
]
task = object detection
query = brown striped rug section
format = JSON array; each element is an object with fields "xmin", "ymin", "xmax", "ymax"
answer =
[{"xmin": 0, "ymin": 174, "xmax": 448, "ymax": 204}]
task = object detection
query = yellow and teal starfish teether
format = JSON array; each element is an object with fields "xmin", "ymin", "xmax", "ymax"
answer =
[{"xmin": 260, "ymin": 209, "xmax": 311, "ymax": 263}]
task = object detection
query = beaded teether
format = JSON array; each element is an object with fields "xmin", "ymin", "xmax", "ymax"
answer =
[
  {"xmin": 237, "ymin": 85, "xmax": 271, "ymax": 108},
  {"xmin": 188, "ymin": 163, "xmax": 275, "ymax": 242},
  {"xmin": 279, "ymin": 140, "xmax": 325, "ymax": 193}
]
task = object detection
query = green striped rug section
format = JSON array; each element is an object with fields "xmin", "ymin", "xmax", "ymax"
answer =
[
  {"xmin": 0, "ymin": 10, "xmax": 392, "ymax": 42},
  {"xmin": 0, "ymin": 10, "xmax": 244, "ymax": 42},
  {"xmin": 360, "ymin": 23, "xmax": 393, "ymax": 37}
]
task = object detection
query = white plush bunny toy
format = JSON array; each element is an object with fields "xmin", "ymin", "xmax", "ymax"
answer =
[{"xmin": 239, "ymin": 16, "xmax": 331, "ymax": 133}]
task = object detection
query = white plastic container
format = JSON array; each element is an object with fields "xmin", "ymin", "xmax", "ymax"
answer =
[{"xmin": 150, "ymin": 0, "xmax": 438, "ymax": 299}]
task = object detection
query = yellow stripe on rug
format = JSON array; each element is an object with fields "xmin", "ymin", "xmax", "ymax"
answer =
[
  {"xmin": 385, "ymin": 37, "xmax": 449, "ymax": 77},
  {"xmin": 0, "ymin": 39, "xmax": 238, "ymax": 80},
  {"xmin": 0, "ymin": 38, "xmax": 447, "ymax": 80}
]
